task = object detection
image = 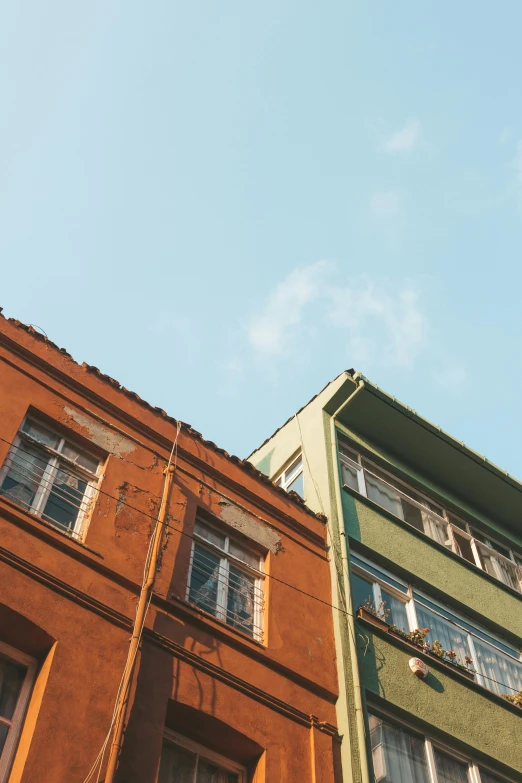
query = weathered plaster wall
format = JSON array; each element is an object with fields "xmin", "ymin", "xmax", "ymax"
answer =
[{"xmin": 0, "ymin": 315, "xmax": 341, "ymax": 783}]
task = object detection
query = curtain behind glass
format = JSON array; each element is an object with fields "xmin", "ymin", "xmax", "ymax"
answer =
[
  {"xmin": 415, "ymin": 606, "xmax": 471, "ymax": 665},
  {"xmin": 381, "ymin": 589, "xmax": 409, "ymax": 631},
  {"xmin": 473, "ymin": 637, "xmax": 522, "ymax": 696},
  {"xmin": 365, "ymin": 475, "xmax": 403, "ymax": 518},
  {"xmin": 421, "ymin": 512, "xmax": 449, "ymax": 547},
  {"xmin": 189, "ymin": 545, "xmax": 221, "ymax": 617},
  {"xmin": 433, "ymin": 749, "xmax": 469, "ymax": 783},
  {"xmin": 158, "ymin": 741, "xmax": 196, "ymax": 783},
  {"xmin": 369, "ymin": 715, "xmax": 429, "ymax": 783},
  {"xmin": 226, "ymin": 566, "xmax": 255, "ymax": 636}
]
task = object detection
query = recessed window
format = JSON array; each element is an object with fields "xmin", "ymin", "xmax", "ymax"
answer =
[
  {"xmin": 0, "ymin": 417, "xmax": 101, "ymax": 540},
  {"xmin": 187, "ymin": 519, "xmax": 264, "ymax": 642},
  {"xmin": 339, "ymin": 437, "xmax": 522, "ymax": 594},
  {"xmin": 0, "ymin": 642, "xmax": 36, "ymax": 783},
  {"xmin": 159, "ymin": 731, "xmax": 246, "ymax": 783},
  {"xmin": 370, "ymin": 713, "xmax": 513, "ymax": 783},
  {"xmin": 275, "ymin": 454, "xmax": 304, "ymax": 498}
]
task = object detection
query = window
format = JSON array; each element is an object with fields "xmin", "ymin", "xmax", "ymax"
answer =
[
  {"xmin": 369, "ymin": 713, "xmax": 513, "ymax": 783},
  {"xmin": 187, "ymin": 519, "xmax": 264, "ymax": 642},
  {"xmin": 339, "ymin": 438, "xmax": 522, "ymax": 595},
  {"xmin": 0, "ymin": 417, "xmax": 100, "ymax": 540},
  {"xmin": 0, "ymin": 642, "xmax": 36, "ymax": 783},
  {"xmin": 275, "ymin": 454, "xmax": 304, "ymax": 498},
  {"xmin": 352, "ymin": 554, "xmax": 522, "ymax": 699},
  {"xmin": 159, "ymin": 731, "xmax": 245, "ymax": 783}
]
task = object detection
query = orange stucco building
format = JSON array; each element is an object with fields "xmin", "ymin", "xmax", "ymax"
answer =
[{"xmin": 0, "ymin": 312, "xmax": 341, "ymax": 783}]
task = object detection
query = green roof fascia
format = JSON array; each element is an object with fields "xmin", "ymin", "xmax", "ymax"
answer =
[{"xmin": 323, "ymin": 372, "xmax": 522, "ymax": 537}]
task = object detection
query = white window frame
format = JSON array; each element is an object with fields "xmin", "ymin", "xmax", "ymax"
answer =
[
  {"xmin": 352, "ymin": 558, "xmax": 522, "ymax": 698},
  {"xmin": 0, "ymin": 416, "xmax": 102, "ymax": 541},
  {"xmin": 186, "ymin": 518, "xmax": 265, "ymax": 643},
  {"xmin": 274, "ymin": 453, "xmax": 304, "ymax": 496},
  {"xmin": 160, "ymin": 729, "xmax": 246, "ymax": 782},
  {"xmin": 369, "ymin": 709, "xmax": 516, "ymax": 783},
  {"xmin": 0, "ymin": 641, "xmax": 37, "ymax": 783},
  {"xmin": 338, "ymin": 436, "xmax": 522, "ymax": 594}
]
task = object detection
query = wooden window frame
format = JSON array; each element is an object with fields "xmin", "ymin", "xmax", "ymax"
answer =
[
  {"xmin": 160, "ymin": 729, "xmax": 246, "ymax": 782},
  {"xmin": 0, "ymin": 641, "xmax": 37, "ymax": 783},
  {"xmin": 0, "ymin": 415, "xmax": 102, "ymax": 541},
  {"xmin": 186, "ymin": 518, "xmax": 265, "ymax": 643}
]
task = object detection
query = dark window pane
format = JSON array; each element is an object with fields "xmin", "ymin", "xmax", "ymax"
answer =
[
  {"xmin": 42, "ymin": 468, "xmax": 87, "ymax": 532},
  {"xmin": 0, "ymin": 657, "xmax": 26, "ymax": 721},
  {"xmin": 401, "ymin": 498, "xmax": 424, "ymax": 532},
  {"xmin": 61, "ymin": 442, "xmax": 99, "ymax": 474},
  {"xmin": 158, "ymin": 741, "xmax": 196, "ymax": 783},
  {"xmin": 0, "ymin": 445, "xmax": 48, "ymax": 511},
  {"xmin": 198, "ymin": 758, "xmax": 238, "ymax": 782},
  {"xmin": 479, "ymin": 771, "xmax": 504, "ymax": 783},
  {"xmin": 0, "ymin": 722, "xmax": 9, "ymax": 757},
  {"xmin": 452, "ymin": 532, "xmax": 476, "ymax": 564},
  {"xmin": 227, "ymin": 566, "xmax": 255, "ymax": 636},
  {"xmin": 21, "ymin": 420, "xmax": 60, "ymax": 449},
  {"xmin": 189, "ymin": 545, "xmax": 220, "ymax": 617},
  {"xmin": 352, "ymin": 573, "xmax": 374, "ymax": 612},
  {"xmin": 433, "ymin": 749, "xmax": 469, "ymax": 783}
]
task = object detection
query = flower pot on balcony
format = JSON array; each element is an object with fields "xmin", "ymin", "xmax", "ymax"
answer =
[{"xmin": 356, "ymin": 606, "xmax": 389, "ymax": 632}]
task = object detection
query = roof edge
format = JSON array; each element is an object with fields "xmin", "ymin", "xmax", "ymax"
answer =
[{"xmin": 0, "ymin": 310, "xmax": 327, "ymax": 524}]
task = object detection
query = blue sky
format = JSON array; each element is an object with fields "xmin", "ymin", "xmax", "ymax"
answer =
[{"xmin": 2, "ymin": 1, "xmax": 522, "ymax": 477}]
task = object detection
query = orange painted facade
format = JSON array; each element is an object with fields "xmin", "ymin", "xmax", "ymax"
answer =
[{"xmin": 0, "ymin": 314, "xmax": 341, "ymax": 783}]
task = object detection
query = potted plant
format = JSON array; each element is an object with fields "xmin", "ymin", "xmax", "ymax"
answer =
[
  {"xmin": 356, "ymin": 598, "xmax": 390, "ymax": 631},
  {"xmin": 503, "ymin": 691, "xmax": 522, "ymax": 708}
]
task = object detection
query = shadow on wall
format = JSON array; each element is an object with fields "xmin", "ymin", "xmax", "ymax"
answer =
[{"xmin": 355, "ymin": 627, "xmax": 446, "ymax": 706}]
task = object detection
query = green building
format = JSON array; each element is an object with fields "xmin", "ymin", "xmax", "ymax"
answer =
[{"xmin": 249, "ymin": 371, "xmax": 522, "ymax": 783}]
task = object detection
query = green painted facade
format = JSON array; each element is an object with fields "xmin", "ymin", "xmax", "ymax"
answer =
[{"xmin": 249, "ymin": 371, "xmax": 522, "ymax": 783}]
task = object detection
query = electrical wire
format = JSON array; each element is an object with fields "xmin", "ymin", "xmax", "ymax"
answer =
[
  {"xmin": 81, "ymin": 424, "xmax": 182, "ymax": 783},
  {"xmin": 0, "ymin": 432, "xmax": 521, "ymax": 699}
]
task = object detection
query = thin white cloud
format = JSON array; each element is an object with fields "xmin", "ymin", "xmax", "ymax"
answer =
[
  {"xmin": 247, "ymin": 260, "xmax": 332, "ymax": 357},
  {"xmin": 328, "ymin": 280, "xmax": 426, "ymax": 368},
  {"xmin": 247, "ymin": 262, "xmax": 426, "ymax": 369},
  {"xmin": 370, "ymin": 190, "xmax": 402, "ymax": 219},
  {"xmin": 383, "ymin": 119, "xmax": 421, "ymax": 152}
]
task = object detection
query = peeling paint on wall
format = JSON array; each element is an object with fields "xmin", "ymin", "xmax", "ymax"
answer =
[
  {"xmin": 218, "ymin": 500, "xmax": 282, "ymax": 553},
  {"xmin": 63, "ymin": 407, "xmax": 135, "ymax": 456}
]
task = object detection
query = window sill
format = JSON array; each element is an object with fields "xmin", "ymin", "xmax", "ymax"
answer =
[
  {"xmin": 343, "ymin": 485, "xmax": 522, "ymax": 602},
  {"xmin": 167, "ymin": 593, "xmax": 266, "ymax": 650},
  {"xmin": 357, "ymin": 612, "xmax": 522, "ymax": 717},
  {"xmin": 0, "ymin": 496, "xmax": 102, "ymax": 558}
]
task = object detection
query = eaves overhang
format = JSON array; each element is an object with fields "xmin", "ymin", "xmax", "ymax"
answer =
[{"xmin": 324, "ymin": 372, "xmax": 522, "ymax": 535}]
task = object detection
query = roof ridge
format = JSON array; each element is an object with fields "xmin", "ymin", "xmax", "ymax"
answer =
[{"xmin": 0, "ymin": 310, "xmax": 327, "ymax": 523}]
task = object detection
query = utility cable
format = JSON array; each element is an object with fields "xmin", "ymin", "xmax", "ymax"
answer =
[{"xmin": 0, "ymin": 432, "xmax": 521, "ymax": 699}]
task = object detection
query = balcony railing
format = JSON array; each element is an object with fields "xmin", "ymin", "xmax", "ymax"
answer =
[{"xmin": 340, "ymin": 449, "xmax": 522, "ymax": 595}]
